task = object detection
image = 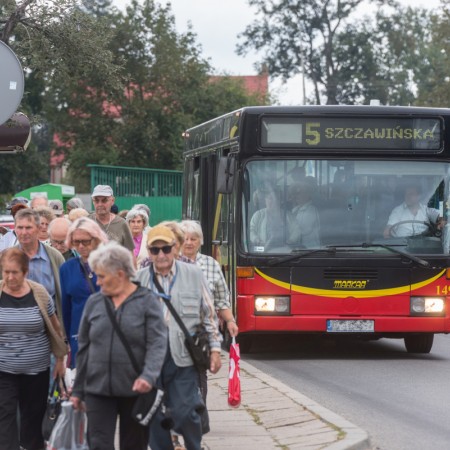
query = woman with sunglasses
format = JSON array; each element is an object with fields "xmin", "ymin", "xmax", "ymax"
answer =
[{"xmin": 59, "ymin": 218, "xmax": 109, "ymax": 368}]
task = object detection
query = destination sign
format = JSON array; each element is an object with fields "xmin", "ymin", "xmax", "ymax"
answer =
[{"xmin": 260, "ymin": 116, "xmax": 442, "ymax": 150}]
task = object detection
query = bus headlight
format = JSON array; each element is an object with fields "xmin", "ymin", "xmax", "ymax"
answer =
[
  {"xmin": 254, "ymin": 296, "xmax": 290, "ymax": 315},
  {"xmin": 410, "ymin": 297, "xmax": 445, "ymax": 316}
]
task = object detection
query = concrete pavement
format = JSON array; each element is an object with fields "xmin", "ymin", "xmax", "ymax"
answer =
[{"xmin": 202, "ymin": 355, "xmax": 371, "ymax": 450}]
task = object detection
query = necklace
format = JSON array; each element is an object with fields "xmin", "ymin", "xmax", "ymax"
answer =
[{"xmin": 96, "ymin": 213, "xmax": 113, "ymax": 234}]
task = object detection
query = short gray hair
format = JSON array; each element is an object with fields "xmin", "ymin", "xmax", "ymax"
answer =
[
  {"xmin": 180, "ymin": 220, "xmax": 204, "ymax": 245},
  {"xmin": 15, "ymin": 208, "xmax": 40, "ymax": 226},
  {"xmin": 133, "ymin": 203, "xmax": 151, "ymax": 219},
  {"xmin": 88, "ymin": 241, "xmax": 136, "ymax": 279},
  {"xmin": 125, "ymin": 208, "xmax": 149, "ymax": 226},
  {"xmin": 67, "ymin": 197, "xmax": 85, "ymax": 210}
]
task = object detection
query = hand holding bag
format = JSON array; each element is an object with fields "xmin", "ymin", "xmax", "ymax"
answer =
[
  {"xmin": 46, "ymin": 401, "xmax": 88, "ymax": 450},
  {"xmin": 228, "ymin": 337, "xmax": 241, "ymax": 408},
  {"xmin": 42, "ymin": 377, "xmax": 68, "ymax": 441}
]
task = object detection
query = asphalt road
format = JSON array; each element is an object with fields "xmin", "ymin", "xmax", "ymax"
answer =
[{"xmin": 243, "ymin": 333, "xmax": 450, "ymax": 450}]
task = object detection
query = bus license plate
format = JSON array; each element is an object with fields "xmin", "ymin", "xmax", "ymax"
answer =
[{"xmin": 327, "ymin": 320, "xmax": 374, "ymax": 333}]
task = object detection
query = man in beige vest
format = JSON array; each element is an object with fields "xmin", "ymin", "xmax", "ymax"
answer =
[{"xmin": 136, "ymin": 225, "xmax": 221, "ymax": 450}]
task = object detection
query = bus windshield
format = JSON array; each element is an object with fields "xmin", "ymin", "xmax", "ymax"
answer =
[{"xmin": 241, "ymin": 159, "xmax": 450, "ymax": 255}]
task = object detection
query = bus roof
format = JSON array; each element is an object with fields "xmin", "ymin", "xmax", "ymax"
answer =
[{"xmin": 183, "ymin": 105, "xmax": 450, "ymax": 154}]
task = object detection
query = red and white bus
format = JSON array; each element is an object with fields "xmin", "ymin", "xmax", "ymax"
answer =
[{"xmin": 182, "ymin": 105, "xmax": 450, "ymax": 353}]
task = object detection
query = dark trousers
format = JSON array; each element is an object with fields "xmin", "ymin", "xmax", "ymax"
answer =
[
  {"xmin": 85, "ymin": 394, "xmax": 149, "ymax": 450},
  {"xmin": 0, "ymin": 369, "xmax": 49, "ymax": 450},
  {"xmin": 149, "ymin": 353, "xmax": 203, "ymax": 450}
]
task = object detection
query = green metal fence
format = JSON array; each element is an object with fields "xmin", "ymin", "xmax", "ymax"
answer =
[{"xmin": 89, "ymin": 164, "xmax": 183, "ymax": 225}]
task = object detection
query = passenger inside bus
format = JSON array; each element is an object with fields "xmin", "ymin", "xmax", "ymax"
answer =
[
  {"xmin": 249, "ymin": 185, "xmax": 296, "ymax": 251},
  {"xmin": 383, "ymin": 184, "xmax": 443, "ymax": 238},
  {"xmin": 288, "ymin": 179, "xmax": 320, "ymax": 248}
]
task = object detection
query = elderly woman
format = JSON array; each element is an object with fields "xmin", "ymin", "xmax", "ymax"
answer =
[
  {"xmin": 126, "ymin": 208, "xmax": 150, "ymax": 268},
  {"xmin": 0, "ymin": 248, "xmax": 67, "ymax": 450},
  {"xmin": 180, "ymin": 220, "xmax": 238, "ymax": 337},
  {"xmin": 66, "ymin": 197, "xmax": 86, "ymax": 214},
  {"xmin": 60, "ymin": 217, "xmax": 109, "ymax": 368},
  {"xmin": 70, "ymin": 242, "xmax": 167, "ymax": 450},
  {"xmin": 35, "ymin": 206, "xmax": 56, "ymax": 243}
]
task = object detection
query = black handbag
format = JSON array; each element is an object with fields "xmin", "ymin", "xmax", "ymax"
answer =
[
  {"xmin": 42, "ymin": 377, "xmax": 67, "ymax": 440},
  {"xmin": 103, "ymin": 298, "xmax": 164, "ymax": 426},
  {"xmin": 152, "ymin": 274, "xmax": 211, "ymax": 372}
]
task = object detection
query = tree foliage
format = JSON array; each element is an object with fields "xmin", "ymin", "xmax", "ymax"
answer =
[
  {"xmin": 237, "ymin": 0, "xmax": 448, "ymax": 106},
  {"xmin": 49, "ymin": 0, "xmax": 263, "ymax": 190},
  {"xmin": 0, "ymin": 0, "xmax": 123, "ymax": 194},
  {"xmin": 1, "ymin": 0, "xmax": 264, "ymax": 193}
]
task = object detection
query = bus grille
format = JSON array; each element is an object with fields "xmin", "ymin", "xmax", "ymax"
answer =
[{"xmin": 323, "ymin": 269, "xmax": 378, "ymax": 280}]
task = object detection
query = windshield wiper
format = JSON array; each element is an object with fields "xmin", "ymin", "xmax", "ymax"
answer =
[
  {"xmin": 268, "ymin": 247, "xmax": 337, "ymax": 266},
  {"xmin": 330, "ymin": 242, "xmax": 430, "ymax": 268}
]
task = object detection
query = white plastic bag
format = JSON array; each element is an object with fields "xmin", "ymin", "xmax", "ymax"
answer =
[{"xmin": 46, "ymin": 401, "xmax": 88, "ymax": 450}]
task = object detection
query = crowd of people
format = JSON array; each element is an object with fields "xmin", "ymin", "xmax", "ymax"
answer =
[{"xmin": 0, "ymin": 185, "xmax": 238, "ymax": 450}]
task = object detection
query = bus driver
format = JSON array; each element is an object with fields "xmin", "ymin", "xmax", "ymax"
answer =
[{"xmin": 383, "ymin": 184, "xmax": 443, "ymax": 238}]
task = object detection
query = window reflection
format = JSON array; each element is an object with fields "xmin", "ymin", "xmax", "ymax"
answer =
[{"xmin": 242, "ymin": 160, "xmax": 449, "ymax": 255}]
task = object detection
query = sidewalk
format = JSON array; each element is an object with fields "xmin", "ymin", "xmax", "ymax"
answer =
[{"xmin": 202, "ymin": 355, "xmax": 371, "ymax": 450}]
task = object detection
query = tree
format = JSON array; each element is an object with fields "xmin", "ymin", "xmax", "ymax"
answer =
[
  {"xmin": 415, "ymin": 0, "xmax": 450, "ymax": 106},
  {"xmin": 0, "ymin": 0, "xmax": 124, "ymax": 195},
  {"xmin": 50, "ymin": 0, "xmax": 265, "ymax": 190},
  {"xmin": 237, "ymin": 0, "xmax": 414, "ymax": 105}
]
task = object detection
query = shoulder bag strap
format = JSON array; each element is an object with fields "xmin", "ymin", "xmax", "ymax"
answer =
[
  {"xmin": 152, "ymin": 273, "xmax": 197, "ymax": 348},
  {"xmin": 79, "ymin": 260, "xmax": 96, "ymax": 294},
  {"xmin": 103, "ymin": 298, "xmax": 140, "ymax": 374}
]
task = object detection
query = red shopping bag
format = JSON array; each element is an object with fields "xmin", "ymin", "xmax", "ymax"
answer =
[{"xmin": 228, "ymin": 337, "xmax": 241, "ymax": 407}]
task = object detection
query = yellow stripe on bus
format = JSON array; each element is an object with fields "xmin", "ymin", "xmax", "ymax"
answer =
[
  {"xmin": 254, "ymin": 268, "xmax": 445, "ymax": 299},
  {"xmin": 212, "ymin": 193, "xmax": 223, "ymax": 241}
]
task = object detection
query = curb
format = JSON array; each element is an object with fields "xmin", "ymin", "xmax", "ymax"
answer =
[{"xmin": 239, "ymin": 358, "xmax": 371, "ymax": 450}]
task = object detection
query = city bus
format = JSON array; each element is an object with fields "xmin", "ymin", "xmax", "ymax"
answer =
[{"xmin": 182, "ymin": 105, "xmax": 450, "ymax": 353}]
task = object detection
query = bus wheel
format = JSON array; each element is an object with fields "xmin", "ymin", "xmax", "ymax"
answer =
[
  {"xmin": 238, "ymin": 335, "xmax": 252, "ymax": 354},
  {"xmin": 404, "ymin": 334, "xmax": 434, "ymax": 353}
]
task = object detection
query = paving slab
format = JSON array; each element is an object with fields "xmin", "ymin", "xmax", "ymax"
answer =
[{"xmin": 201, "ymin": 355, "xmax": 371, "ymax": 450}]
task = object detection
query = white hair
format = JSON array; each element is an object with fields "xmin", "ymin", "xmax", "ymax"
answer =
[
  {"xmin": 180, "ymin": 220, "xmax": 204, "ymax": 245},
  {"xmin": 125, "ymin": 208, "xmax": 149, "ymax": 226},
  {"xmin": 88, "ymin": 241, "xmax": 136, "ymax": 279}
]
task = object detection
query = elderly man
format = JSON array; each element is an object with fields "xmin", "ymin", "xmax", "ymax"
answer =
[
  {"xmin": 0, "ymin": 197, "xmax": 29, "ymax": 251},
  {"xmin": 30, "ymin": 194, "xmax": 49, "ymax": 209},
  {"xmin": 9, "ymin": 208, "xmax": 65, "ymax": 321},
  {"xmin": 88, "ymin": 184, "xmax": 134, "ymax": 251},
  {"xmin": 48, "ymin": 217, "xmax": 77, "ymax": 260},
  {"xmin": 136, "ymin": 225, "xmax": 222, "ymax": 450},
  {"xmin": 384, "ymin": 184, "xmax": 443, "ymax": 238}
]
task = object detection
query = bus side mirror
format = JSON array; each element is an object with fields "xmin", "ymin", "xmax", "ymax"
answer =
[{"xmin": 217, "ymin": 156, "xmax": 236, "ymax": 194}]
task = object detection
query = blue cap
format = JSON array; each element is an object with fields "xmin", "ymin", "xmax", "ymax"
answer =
[{"xmin": 6, "ymin": 196, "xmax": 29, "ymax": 210}]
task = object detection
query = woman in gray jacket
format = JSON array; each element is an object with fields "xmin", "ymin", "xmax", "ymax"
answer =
[{"xmin": 70, "ymin": 242, "xmax": 167, "ymax": 450}]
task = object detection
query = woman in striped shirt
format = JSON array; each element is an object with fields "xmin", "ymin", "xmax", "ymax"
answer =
[{"xmin": 0, "ymin": 248, "xmax": 67, "ymax": 450}]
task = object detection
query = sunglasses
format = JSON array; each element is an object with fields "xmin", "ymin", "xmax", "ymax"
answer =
[
  {"xmin": 72, "ymin": 239, "xmax": 93, "ymax": 247},
  {"xmin": 148, "ymin": 245, "xmax": 173, "ymax": 255}
]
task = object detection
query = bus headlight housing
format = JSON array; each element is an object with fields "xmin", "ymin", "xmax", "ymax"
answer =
[
  {"xmin": 254, "ymin": 296, "xmax": 290, "ymax": 315},
  {"xmin": 410, "ymin": 297, "xmax": 445, "ymax": 316}
]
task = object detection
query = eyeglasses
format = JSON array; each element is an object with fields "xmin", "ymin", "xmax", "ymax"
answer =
[
  {"xmin": 50, "ymin": 239, "xmax": 66, "ymax": 246},
  {"xmin": 72, "ymin": 239, "xmax": 93, "ymax": 247},
  {"xmin": 93, "ymin": 198, "xmax": 111, "ymax": 204},
  {"xmin": 148, "ymin": 245, "xmax": 173, "ymax": 255}
]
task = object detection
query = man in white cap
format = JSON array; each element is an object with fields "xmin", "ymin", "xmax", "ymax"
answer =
[
  {"xmin": 49, "ymin": 199, "xmax": 64, "ymax": 217},
  {"xmin": 89, "ymin": 185, "xmax": 134, "ymax": 251}
]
